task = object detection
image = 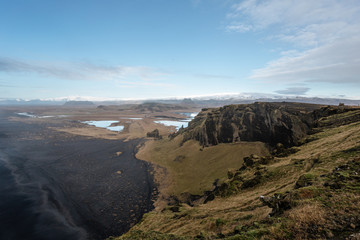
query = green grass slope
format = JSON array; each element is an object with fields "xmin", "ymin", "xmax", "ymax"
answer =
[{"xmin": 111, "ymin": 108, "xmax": 360, "ymax": 240}]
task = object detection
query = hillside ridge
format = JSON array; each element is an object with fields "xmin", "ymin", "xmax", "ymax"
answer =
[{"xmin": 111, "ymin": 102, "xmax": 360, "ymax": 240}]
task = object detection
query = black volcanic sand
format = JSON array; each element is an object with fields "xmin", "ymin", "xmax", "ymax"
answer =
[{"xmin": 0, "ymin": 108, "xmax": 156, "ymax": 240}]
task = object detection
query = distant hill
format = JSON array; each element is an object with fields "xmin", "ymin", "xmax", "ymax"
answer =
[
  {"xmin": 0, "ymin": 99, "xmax": 65, "ymax": 106},
  {"xmin": 63, "ymin": 101, "xmax": 95, "ymax": 106},
  {"xmin": 134, "ymin": 102, "xmax": 189, "ymax": 112},
  {"xmin": 190, "ymin": 97, "xmax": 360, "ymax": 107},
  {"xmin": 180, "ymin": 98, "xmax": 196, "ymax": 105}
]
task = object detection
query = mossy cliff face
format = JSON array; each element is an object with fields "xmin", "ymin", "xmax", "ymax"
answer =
[
  {"xmin": 180, "ymin": 102, "xmax": 318, "ymax": 147},
  {"xmin": 180, "ymin": 102, "xmax": 359, "ymax": 148}
]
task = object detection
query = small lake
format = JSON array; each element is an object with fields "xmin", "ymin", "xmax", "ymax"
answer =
[
  {"xmin": 82, "ymin": 120, "xmax": 124, "ymax": 132},
  {"xmin": 154, "ymin": 120, "xmax": 189, "ymax": 130},
  {"xmin": 154, "ymin": 112, "xmax": 198, "ymax": 131}
]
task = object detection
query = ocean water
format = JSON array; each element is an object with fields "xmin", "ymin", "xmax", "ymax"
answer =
[
  {"xmin": 0, "ymin": 113, "xmax": 86, "ymax": 240},
  {"xmin": 0, "ymin": 159, "xmax": 86, "ymax": 240},
  {"xmin": 17, "ymin": 112, "xmax": 68, "ymax": 119},
  {"xmin": 17, "ymin": 112, "xmax": 37, "ymax": 118},
  {"xmin": 0, "ymin": 110, "xmax": 155, "ymax": 240}
]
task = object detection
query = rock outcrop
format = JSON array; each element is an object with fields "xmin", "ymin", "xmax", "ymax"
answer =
[
  {"xmin": 146, "ymin": 129, "xmax": 162, "ymax": 139},
  {"xmin": 180, "ymin": 102, "xmax": 319, "ymax": 147},
  {"xmin": 179, "ymin": 102, "xmax": 360, "ymax": 148},
  {"xmin": 260, "ymin": 193, "xmax": 292, "ymax": 216}
]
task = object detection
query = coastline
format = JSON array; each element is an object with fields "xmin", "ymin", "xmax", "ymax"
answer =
[{"xmin": 0, "ymin": 108, "xmax": 157, "ymax": 240}]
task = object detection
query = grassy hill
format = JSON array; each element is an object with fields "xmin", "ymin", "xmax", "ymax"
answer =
[
  {"xmin": 137, "ymin": 137, "xmax": 268, "ymax": 197},
  {"xmin": 110, "ymin": 104, "xmax": 360, "ymax": 240}
]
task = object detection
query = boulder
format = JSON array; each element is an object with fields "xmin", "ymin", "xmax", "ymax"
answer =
[
  {"xmin": 260, "ymin": 193, "xmax": 292, "ymax": 216},
  {"xmin": 146, "ymin": 129, "xmax": 162, "ymax": 139},
  {"xmin": 295, "ymin": 174, "xmax": 317, "ymax": 189}
]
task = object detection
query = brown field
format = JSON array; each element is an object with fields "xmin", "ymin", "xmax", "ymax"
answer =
[{"xmin": 4, "ymin": 105, "xmax": 201, "ymax": 141}]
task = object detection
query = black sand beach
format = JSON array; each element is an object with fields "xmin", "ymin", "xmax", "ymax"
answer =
[{"xmin": 0, "ymin": 108, "xmax": 156, "ymax": 240}]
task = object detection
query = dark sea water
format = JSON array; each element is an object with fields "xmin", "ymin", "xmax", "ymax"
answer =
[{"xmin": 0, "ymin": 109, "xmax": 155, "ymax": 240}]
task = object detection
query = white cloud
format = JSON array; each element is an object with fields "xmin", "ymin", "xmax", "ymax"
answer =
[
  {"xmin": 115, "ymin": 80, "xmax": 175, "ymax": 88},
  {"xmin": 78, "ymin": 63, "xmax": 167, "ymax": 82},
  {"xmin": 228, "ymin": 0, "xmax": 360, "ymax": 45},
  {"xmin": 275, "ymin": 87, "xmax": 310, "ymax": 95},
  {"xmin": 273, "ymin": 21, "xmax": 360, "ymax": 47},
  {"xmin": 0, "ymin": 57, "xmax": 168, "ymax": 83},
  {"xmin": 226, "ymin": 23, "xmax": 253, "ymax": 32},
  {"xmin": 250, "ymin": 38, "xmax": 360, "ymax": 83},
  {"xmin": 226, "ymin": 0, "xmax": 360, "ymax": 84},
  {"xmin": 194, "ymin": 73, "xmax": 235, "ymax": 79}
]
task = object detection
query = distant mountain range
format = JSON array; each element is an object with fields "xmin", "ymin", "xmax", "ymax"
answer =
[{"xmin": 1, "ymin": 94, "xmax": 359, "ymax": 106}]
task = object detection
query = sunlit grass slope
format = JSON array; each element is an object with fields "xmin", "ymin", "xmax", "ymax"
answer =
[
  {"xmin": 137, "ymin": 136, "xmax": 269, "ymax": 196},
  {"xmin": 112, "ymin": 109, "xmax": 360, "ymax": 240}
]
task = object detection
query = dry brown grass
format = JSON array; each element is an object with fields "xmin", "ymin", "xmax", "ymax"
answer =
[
  {"xmin": 137, "ymin": 136, "xmax": 269, "ymax": 196},
  {"xmin": 8, "ymin": 105, "xmax": 198, "ymax": 140},
  {"xmin": 285, "ymin": 204, "xmax": 326, "ymax": 240},
  {"xmin": 52, "ymin": 117, "xmax": 174, "ymax": 140},
  {"xmin": 118, "ymin": 113, "xmax": 360, "ymax": 239},
  {"xmin": 292, "ymin": 122, "xmax": 360, "ymax": 161}
]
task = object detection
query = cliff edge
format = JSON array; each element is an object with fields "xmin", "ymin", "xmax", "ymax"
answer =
[{"xmin": 179, "ymin": 102, "xmax": 356, "ymax": 148}]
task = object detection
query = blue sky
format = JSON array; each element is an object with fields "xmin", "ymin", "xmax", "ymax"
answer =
[{"xmin": 0, "ymin": 0, "xmax": 359, "ymax": 100}]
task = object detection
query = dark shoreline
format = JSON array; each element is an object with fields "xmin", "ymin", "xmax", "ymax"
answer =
[{"xmin": 0, "ymin": 109, "xmax": 157, "ymax": 240}]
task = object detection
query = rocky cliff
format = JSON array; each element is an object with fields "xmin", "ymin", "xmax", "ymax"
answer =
[{"xmin": 179, "ymin": 102, "xmax": 355, "ymax": 147}]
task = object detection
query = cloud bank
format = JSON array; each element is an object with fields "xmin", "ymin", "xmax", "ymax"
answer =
[
  {"xmin": 275, "ymin": 87, "xmax": 310, "ymax": 95},
  {"xmin": 0, "ymin": 57, "xmax": 167, "ymax": 84},
  {"xmin": 227, "ymin": 0, "xmax": 360, "ymax": 84},
  {"xmin": 251, "ymin": 38, "xmax": 360, "ymax": 83}
]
